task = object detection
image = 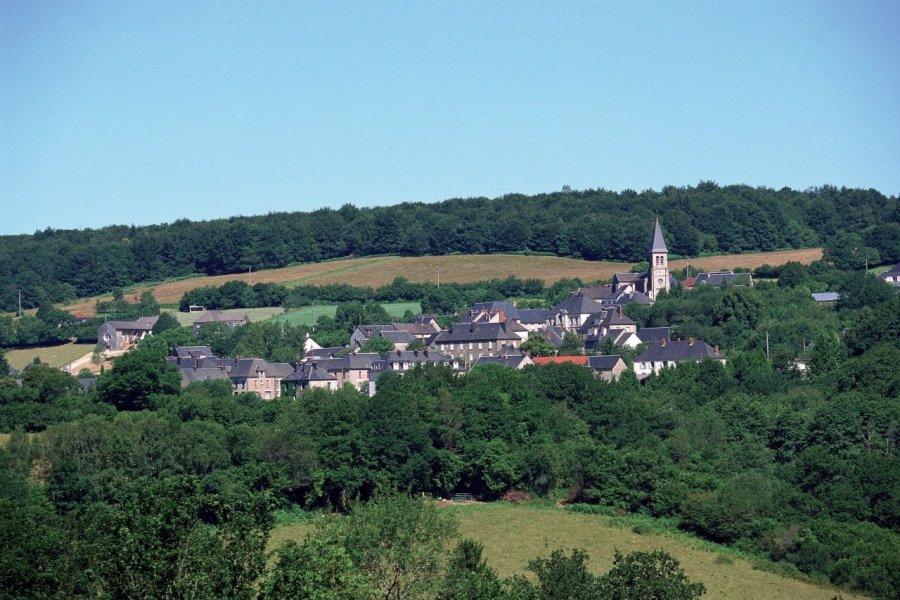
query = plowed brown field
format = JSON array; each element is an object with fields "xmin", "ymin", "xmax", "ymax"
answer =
[{"xmin": 64, "ymin": 248, "xmax": 823, "ymax": 316}]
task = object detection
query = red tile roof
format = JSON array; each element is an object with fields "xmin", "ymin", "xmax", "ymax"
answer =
[{"xmin": 532, "ymin": 356, "xmax": 589, "ymax": 366}]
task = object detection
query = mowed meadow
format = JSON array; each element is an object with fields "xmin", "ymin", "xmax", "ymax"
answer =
[
  {"xmin": 269, "ymin": 502, "xmax": 866, "ymax": 600},
  {"xmin": 63, "ymin": 248, "xmax": 822, "ymax": 316}
]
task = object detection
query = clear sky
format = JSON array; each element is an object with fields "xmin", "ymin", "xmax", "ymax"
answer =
[{"xmin": 2, "ymin": 1, "xmax": 899, "ymax": 235}]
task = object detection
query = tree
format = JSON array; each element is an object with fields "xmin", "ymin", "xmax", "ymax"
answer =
[
  {"xmin": 598, "ymin": 549, "xmax": 705, "ymax": 600},
  {"xmin": 78, "ymin": 475, "xmax": 273, "ymax": 600},
  {"xmin": 808, "ymin": 332, "xmax": 842, "ymax": 377},
  {"xmin": 152, "ymin": 312, "xmax": 181, "ymax": 334},
  {"xmin": 440, "ymin": 539, "xmax": 505, "ymax": 600},
  {"xmin": 261, "ymin": 537, "xmax": 369, "ymax": 600},
  {"xmin": 97, "ymin": 348, "xmax": 181, "ymax": 410},
  {"xmin": 359, "ymin": 336, "xmax": 395, "ymax": 354},
  {"xmin": 521, "ymin": 333, "xmax": 556, "ymax": 357},
  {"xmin": 407, "ymin": 338, "xmax": 427, "ymax": 352},
  {"xmin": 525, "ymin": 548, "xmax": 604, "ymax": 599},
  {"xmin": 558, "ymin": 331, "xmax": 585, "ymax": 356},
  {"xmin": 336, "ymin": 493, "xmax": 459, "ymax": 599}
]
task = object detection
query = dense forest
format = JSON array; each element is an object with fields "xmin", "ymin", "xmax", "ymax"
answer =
[
  {"xmin": 2, "ymin": 183, "xmax": 899, "ymax": 312},
  {"xmin": 1, "ymin": 259, "xmax": 898, "ymax": 598}
]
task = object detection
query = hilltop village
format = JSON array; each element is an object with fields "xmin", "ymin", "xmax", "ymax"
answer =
[{"xmin": 95, "ymin": 219, "xmax": 744, "ymax": 399}]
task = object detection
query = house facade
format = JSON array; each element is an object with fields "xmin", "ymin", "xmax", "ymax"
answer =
[
  {"xmin": 431, "ymin": 322, "xmax": 523, "ymax": 366},
  {"xmin": 192, "ymin": 310, "xmax": 248, "ymax": 336},
  {"xmin": 98, "ymin": 316, "xmax": 159, "ymax": 351},
  {"xmin": 634, "ymin": 338, "xmax": 726, "ymax": 379}
]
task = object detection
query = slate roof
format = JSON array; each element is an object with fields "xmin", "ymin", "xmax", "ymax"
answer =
[
  {"xmin": 693, "ymin": 272, "xmax": 753, "ymax": 287},
  {"xmin": 105, "ymin": 315, "xmax": 159, "ymax": 330},
  {"xmin": 811, "ymin": 292, "xmax": 841, "ymax": 303},
  {"xmin": 600, "ymin": 308, "xmax": 636, "ymax": 327},
  {"xmin": 180, "ymin": 367, "xmax": 231, "ymax": 384},
  {"xmin": 433, "ymin": 322, "xmax": 521, "ymax": 344},
  {"xmin": 578, "ymin": 285, "xmax": 615, "ymax": 300},
  {"xmin": 380, "ymin": 330, "xmax": 415, "ymax": 344},
  {"xmin": 194, "ymin": 310, "xmax": 248, "ymax": 324},
  {"xmin": 391, "ymin": 321, "xmax": 441, "ymax": 336},
  {"xmin": 305, "ymin": 347, "xmax": 347, "ymax": 359},
  {"xmin": 283, "ymin": 363, "xmax": 338, "ymax": 383},
  {"xmin": 473, "ymin": 355, "xmax": 531, "ymax": 369},
  {"xmin": 550, "ymin": 293, "xmax": 605, "ymax": 316},
  {"xmin": 516, "ymin": 309, "xmax": 551, "ymax": 324},
  {"xmin": 77, "ymin": 377, "xmax": 98, "ymax": 393},
  {"xmin": 471, "ymin": 301, "xmax": 520, "ymax": 319},
  {"xmin": 540, "ymin": 326, "xmax": 566, "ymax": 348},
  {"xmin": 588, "ymin": 355, "xmax": 625, "ymax": 371},
  {"xmin": 879, "ymin": 263, "xmax": 900, "ymax": 279},
  {"xmin": 650, "ymin": 218, "xmax": 668, "ymax": 253},
  {"xmin": 172, "ymin": 346, "xmax": 215, "ymax": 360},
  {"xmin": 635, "ymin": 340, "xmax": 723, "ymax": 362},
  {"xmin": 382, "ymin": 350, "xmax": 454, "ymax": 366},
  {"xmin": 637, "ymin": 327, "xmax": 672, "ymax": 343}
]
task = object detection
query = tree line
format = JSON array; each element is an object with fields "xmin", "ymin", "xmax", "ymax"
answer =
[{"xmin": 3, "ymin": 183, "xmax": 898, "ymax": 311}]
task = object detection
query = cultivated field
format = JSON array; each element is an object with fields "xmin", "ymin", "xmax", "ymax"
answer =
[
  {"xmin": 63, "ymin": 249, "xmax": 823, "ymax": 316},
  {"xmin": 269, "ymin": 502, "xmax": 865, "ymax": 600},
  {"xmin": 5, "ymin": 342, "xmax": 95, "ymax": 371},
  {"xmin": 670, "ymin": 247, "xmax": 823, "ymax": 273}
]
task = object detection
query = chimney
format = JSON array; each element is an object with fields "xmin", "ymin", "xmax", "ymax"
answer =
[
  {"xmin": 498, "ymin": 309, "xmax": 506, "ymax": 322},
  {"xmin": 660, "ymin": 338, "xmax": 666, "ymax": 346},
  {"xmin": 617, "ymin": 305, "xmax": 622, "ymax": 318},
  {"xmin": 714, "ymin": 345, "xmax": 719, "ymax": 355},
  {"xmin": 688, "ymin": 337, "xmax": 694, "ymax": 346}
]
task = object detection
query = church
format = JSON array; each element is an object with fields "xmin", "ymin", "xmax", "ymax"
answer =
[{"xmin": 611, "ymin": 218, "xmax": 676, "ymax": 302}]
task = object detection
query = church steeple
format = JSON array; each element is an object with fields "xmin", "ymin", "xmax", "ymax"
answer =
[
  {"xmin": 650, "ymin": 218, "xmax": 668, "ymax": 253},
  {"xmin": 648, "ymin": 218, "xmax": 669, "ymax": 301}
]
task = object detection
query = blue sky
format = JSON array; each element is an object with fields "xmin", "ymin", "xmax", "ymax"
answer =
[{"xmin": 2, "ymin": 1, "xmax": 899, "ymax": 235}]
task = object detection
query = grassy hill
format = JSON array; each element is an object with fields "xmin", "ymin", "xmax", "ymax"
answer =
[
  {"xmin": 63, "ymin": 248, "xmax": 823, "ymax": 316},
  {"xmin": 269, "ymin": 502, "xmax": 865, "ymax": 600}
]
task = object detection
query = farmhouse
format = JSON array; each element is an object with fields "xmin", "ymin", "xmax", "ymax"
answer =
[
  {"xmin": 98, "ymin": 315, "xmax": 159, "ymax": 351},
  {"xmin": 192, "ymin": 310, "xmax": 248, "ymax": 335}
]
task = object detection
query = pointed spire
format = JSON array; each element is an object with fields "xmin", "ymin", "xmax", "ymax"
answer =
[{"xmin": 650, "ymin": 218, "xmax": 668, "ymax": 253}]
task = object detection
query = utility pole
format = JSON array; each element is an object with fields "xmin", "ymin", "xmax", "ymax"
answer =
[
  {"xmin": 17, "ymin": 289, "xmax": 22, "ymax": 318},
  {"xmin": 437, "ymin": 268, "xmax": 441, "ymax": 288},
  {"xmin": 766, "ymin": 331, "xmax": 770, "ymax": 361},
  {"xmin": 249, "ymin": 266, "xmax": 253, "ymax": 285}
]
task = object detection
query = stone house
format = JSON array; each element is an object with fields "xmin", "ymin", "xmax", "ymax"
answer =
[
  {"xmin": 98, "ymin": 315, "xmax": 159, "ymax": 351},
  {"xmin": 634, "ymin": 338, "xmax": 726, "ymax": 379},
  {"xmin": 431, "ymin": 322, "xmax": 524, "ymax": 366},
  {"xmin": 192, "ymin": 310, "xmax": 248, "ymax": 336}
]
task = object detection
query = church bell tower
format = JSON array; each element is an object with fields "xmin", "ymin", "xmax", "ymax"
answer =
[{"xmin": 648, "ymin": 218, "xmax": 669, "ymax": 301}]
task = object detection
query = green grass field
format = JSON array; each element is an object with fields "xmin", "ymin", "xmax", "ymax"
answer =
[
  {"xmin": 274, "ymin": 302, "xmax": 421, "ymax": 326},
  {"xmin": 268, "ymin": 502, "xmax": 867, "ymax": 600},
  {"xmin": 5, "ymin": 342, "xmax": 95, "ymax": 371}
]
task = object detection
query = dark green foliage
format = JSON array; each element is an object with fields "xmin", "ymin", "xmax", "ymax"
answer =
[
  {"xmin": 527, "ymin": 548, "xmax": 604, "ymax": 599},
  {"xmin": 4, "ymin": 184, "xmax": 896, "ymax": 313},
  {"xmin": 97, "ymin": 348, "xmax": 181, "ymax": 410},
  {"xmin": 599, "ymin": 549, "xmax": 706, "ymax": 600},
  {"xmin": 558, "ymin": 331, "xmax": 585, "ymax": 355},
  {"xmin": 0, "ymin": 254, "xmax": 898, "ymax": 598}
]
